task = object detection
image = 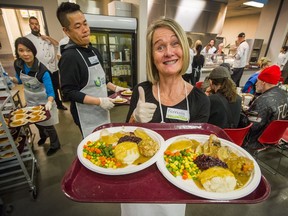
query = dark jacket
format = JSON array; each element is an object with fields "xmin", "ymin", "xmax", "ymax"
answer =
[
  {"xmin": 245, "ymin": 86, "xmax": 288, "ymax": 149},
  {"xmin": 208, "ymin": 93, "xmax": 242, "ymax": 128}
]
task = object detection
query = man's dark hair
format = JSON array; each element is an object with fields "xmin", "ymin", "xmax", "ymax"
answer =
[
  {"xmin": 29, "ymin": 16, "xmax": 38, "ymax": 23},
  {"xmin": 56, "ymin": 2, "xmax": 81, "ymax": 28}
]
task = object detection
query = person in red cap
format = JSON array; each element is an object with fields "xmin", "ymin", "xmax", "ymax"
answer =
[{"xmin": 243, "ymin": 65, "xmax": 288, "ymax": 151}]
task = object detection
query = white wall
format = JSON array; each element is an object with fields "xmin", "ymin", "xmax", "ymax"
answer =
[
  {"xmin": 220, "ymin": 14, "xmax": 260, "ymax": 49},
  {"xmin": 260, "ymin": 0, "xmax": 288, "ymax": 64},
  {"xmin": 220, "ymin": 0, "xmax": 288, "ymax": 66},
  {"xmin": 0, "ymin": 0, "xmax": 63, "ymax": 40}
]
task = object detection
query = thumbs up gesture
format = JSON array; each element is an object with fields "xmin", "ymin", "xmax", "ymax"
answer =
[{"xmin": 132, "ymin": 86, "xmax": 157, "ymax": 123}]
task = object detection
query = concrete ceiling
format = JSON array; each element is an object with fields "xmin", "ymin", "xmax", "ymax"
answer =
[{"xmin": 226, "ymin": 0, "xmax": 263, "ymax": 18}]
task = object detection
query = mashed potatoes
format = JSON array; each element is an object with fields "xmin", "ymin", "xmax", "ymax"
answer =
[
  {"xmin": 198, "ymin": 167, "xmax": 237, "ymax": 193},
  {"xmin": 114, "ymin": 141, "xmax": 140, "ymax": 165}
]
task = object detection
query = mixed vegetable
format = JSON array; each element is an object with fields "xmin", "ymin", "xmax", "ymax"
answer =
[
  {"xmin": 164, "ymin": 148, "xmax": 201, "ymax": 180},
  {"xmin": 83, "ymin": 140, "xmax": 123, "ymax": 169}
]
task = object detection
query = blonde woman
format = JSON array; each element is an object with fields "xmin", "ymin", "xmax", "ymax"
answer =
[
  {"xmin": 124, "ymin": 17, "xmax": 210, "ymax": 216},
  {"xmin": 126, "ymin": 17, "xmax": 209, "ymax": 124},
  {"xmin": 242, "ymin": 57, "xmax": 272, "ymax": 94}
]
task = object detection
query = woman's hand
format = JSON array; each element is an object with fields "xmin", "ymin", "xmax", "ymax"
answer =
[
  {"xmin": 115, "ymin": 86, "xmax": 130, "ymax": 93},
  {"xmin": 132, "ymin": 86, "xmax": 157, "ymax": 123},
  {"xmin": 99, "ymin": 97, "xmax": 115, "ymax": 110},
  {"xmin": 45, "ymin": 101, "xmax": 53, "ymax": 111}
]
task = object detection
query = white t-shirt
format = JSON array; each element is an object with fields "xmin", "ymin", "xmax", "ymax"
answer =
[
  {"xmin": 201, "ymin": 46, "xmax": 216, "ymax": 55},
  {"xmin": 233, "ymin": 40, "xmax": 249, "ymax": 68},
  {"xmin": 277, "ymin": 52, "xmax": 288, "ymax": 70}
]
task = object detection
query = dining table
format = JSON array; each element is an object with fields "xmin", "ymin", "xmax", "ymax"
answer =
[{"xmin": 61, "ymin": 123, "xmax": 270, "ymax": 204}]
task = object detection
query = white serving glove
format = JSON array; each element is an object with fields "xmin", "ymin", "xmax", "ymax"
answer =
[
  {"xmin": 45, "ymin": 101, "xmax": 53, "ymax": 111},
  {"xmin": 99, "ymin": 97, "xmax": 115, "ymax": 110},
  {"xmin": 132, "ymin": 86, "xmax": 157, "ymax": 123},
  {"xmin": 115, "ymin": 86, "xmax": 130, "ymax": 93}
]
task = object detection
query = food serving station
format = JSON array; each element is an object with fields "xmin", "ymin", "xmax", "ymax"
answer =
[{"xmin": 61, "ymin": 123, "xmax": 270, "ymax": 204}]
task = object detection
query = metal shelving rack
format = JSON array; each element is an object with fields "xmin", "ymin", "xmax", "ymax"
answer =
[{"xmin": 0, "ymin": 63, "xmax": 38, "ymax": 199}]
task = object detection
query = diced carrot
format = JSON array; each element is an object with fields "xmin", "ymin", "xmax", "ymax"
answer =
[
  {"xmin": 182, "ymin": 174, "xmax": 188, "ymax": 180},
  {"xmin": 95, "ymin": 148, "xmax": 101, "ymax": 154},
  {"xmin": 164, "ymin": 150, "xmax": 172, "ymax": 155},
  {"xmin": 115, "ymin": 162, "xmax": 122, "ymax": 167}
]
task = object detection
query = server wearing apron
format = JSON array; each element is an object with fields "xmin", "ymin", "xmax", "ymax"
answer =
[
  {"xmin": 57, "ymin": 2, "xmax": 128, "ymax": 138},
  {"xmin": 12, "ymin": 37, "xmax": 61, "ymax": 156}
]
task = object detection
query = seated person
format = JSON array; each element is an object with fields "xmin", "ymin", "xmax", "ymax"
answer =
[
  {"xmin": 244, "ymin": 65, "xmax": 288, "ymax": 150},
  {"xmin": 242, "ymin": 57, "xmax": 272, "ymax": 94},
  {"xmin": 207, "ymin": 66, "xmax": 242, "ymax": 128}
]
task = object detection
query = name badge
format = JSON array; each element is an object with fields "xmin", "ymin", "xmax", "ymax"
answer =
[
  {"xmin": 88, "ymin": 56, "xmax": 99, "ymax": 64},
  {"xmin": 166, "ymin": 108, "xmax": 189, "ymax": 122}
]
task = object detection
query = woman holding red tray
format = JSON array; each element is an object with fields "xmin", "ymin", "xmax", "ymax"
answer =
[{"xmin": 124, "ymin": 17, "xmax": 210, "ymax": 216}]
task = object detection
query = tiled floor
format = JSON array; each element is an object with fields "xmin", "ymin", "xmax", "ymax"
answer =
[{"xmin": 1, "ymin": 56, "xmax": 288, "ymax": 215}]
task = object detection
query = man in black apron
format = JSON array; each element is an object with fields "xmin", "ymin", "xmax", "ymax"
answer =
[{"xmin": 57, "ymin": 2, "xmax": 128, "ymax": 138}]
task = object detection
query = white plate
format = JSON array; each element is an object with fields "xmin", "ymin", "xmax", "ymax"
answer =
[
  {"xmin": 11, "ymin": 109, "xmax": 28, "ymax": 115},
  {"xmin": 156, "ymin": 134, "xmax": 261, "ymax": 200},
  {"xmin": 25, "ymin": 105, "xmax": 44, "ymax": 111},
  {"xmin": 121, "ymin": 91, "xmax": 132, "ymax": 96},
  {"xmin": 29, "ymin": 111, "xmax": 46, "ymax": 116},
  {"xmin": 11, "ymin": 113, "xmax": 28, "ymax": 121},
  {"xmin": 9, "ymin": 119, "xmax": 28, "ymax": 128},
  {"xmin": 28, "ymin": 115, "xmax": 47, "ymax": 123},
  {"xmin": 114, "ymin": 98, "xmax": 128, "ymax": 104},
  {"xmin": 77, "ymin": 126, "xmax": 165, "ymax": 175}
]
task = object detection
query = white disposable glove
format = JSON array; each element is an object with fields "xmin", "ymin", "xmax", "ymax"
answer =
[
  {"xmin": 133, "ymin": 86, "xmax": 157, "ymax": 123},
  {"xmin": 115, "ymin": 86, "xmax": 130, "ymax": 93},
  {"xmin": 99, "ymin": 97, "xmax": 115, "ymax": 110},
  {"xmin": 45, "ymin": 101, "xmax": 53, "ymax": 111}
]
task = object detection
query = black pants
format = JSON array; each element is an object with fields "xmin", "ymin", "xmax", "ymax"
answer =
[
  {"xmin": 35, "ymin": 124, "xmax": 60, "ymax": 149},
  {"xmin": 231, "ymin": 67, "xmax": 244, "ymax": 87},
  {"xmin": 51, "ymin": 70, "xmax": 64, "ymax": 107}
]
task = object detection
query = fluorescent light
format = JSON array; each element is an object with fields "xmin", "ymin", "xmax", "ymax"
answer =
[{"xmin": 243, "ymin": 1, "xmax": 264, "ymax": 8}]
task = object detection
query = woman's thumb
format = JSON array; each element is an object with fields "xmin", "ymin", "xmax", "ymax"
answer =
[{"xmin": 138, "ymin": 86, "xmax": 146, "ymax": 103}]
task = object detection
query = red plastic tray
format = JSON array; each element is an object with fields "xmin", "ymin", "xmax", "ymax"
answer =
[{"xmin": 61, "ymin": 123, "xmax": 270, "ymax": 203}]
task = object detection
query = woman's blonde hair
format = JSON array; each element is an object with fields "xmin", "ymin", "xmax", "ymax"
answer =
[
  {"xmin": 258, "ymin": 57, "xmax": 272, "ymax": 69},
  {"xmin": 146, "ymin": 17, "xmax": 189, "ymax": 84}
]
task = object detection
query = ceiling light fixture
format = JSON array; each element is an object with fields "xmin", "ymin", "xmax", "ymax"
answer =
[{"xmin": 243, "ymin": 0, "xmax": 268, "ymax": 8}]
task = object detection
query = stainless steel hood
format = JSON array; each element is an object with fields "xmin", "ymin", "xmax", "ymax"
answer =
[{"xmin": 148, "ymin": 0, "xmax": 228, "ymax": 34}]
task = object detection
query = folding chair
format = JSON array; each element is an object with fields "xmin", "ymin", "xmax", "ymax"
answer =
[
  {"xmin": 224, "ymin": 122, "xmax": 253, "ymax": 146},
  {"xmin": 253, "ymin": 120, "xmax": 288, "ymax": 175}
]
